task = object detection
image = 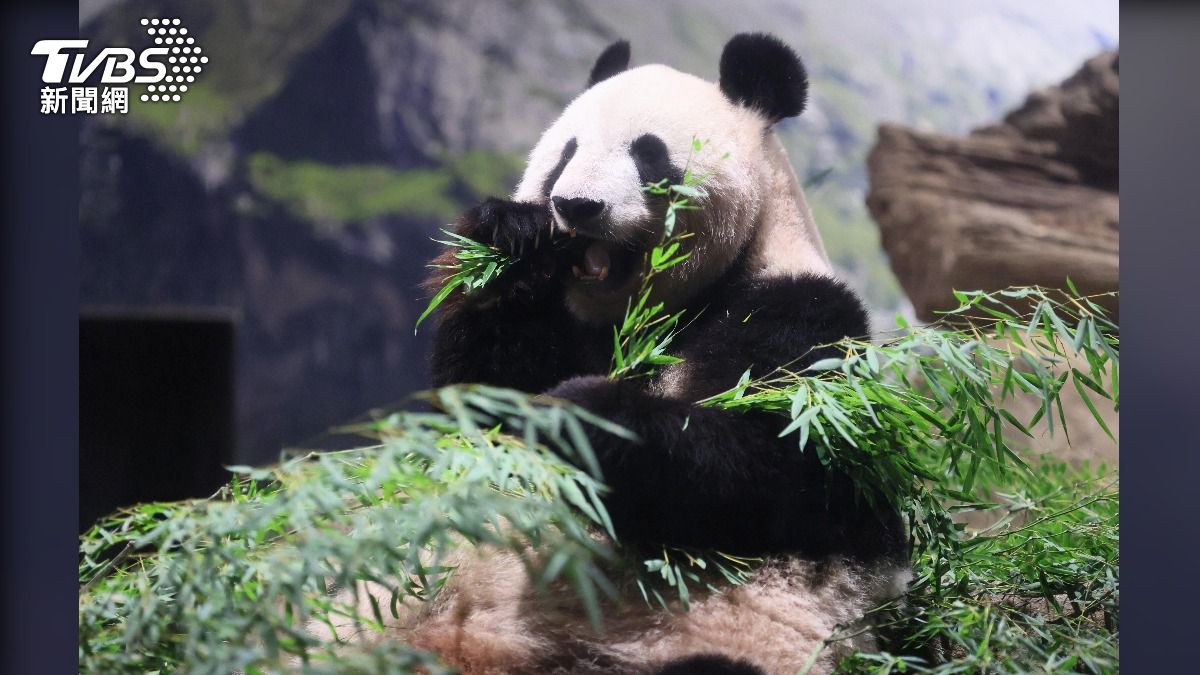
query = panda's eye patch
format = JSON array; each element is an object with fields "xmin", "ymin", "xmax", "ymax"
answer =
[
  {"xmin": 630, "ymin": 134, "xmax": 682, "ymax": 188},
  {"xmin": 541, "ymin": 138, "xmax": 577, "ymax": 197}
]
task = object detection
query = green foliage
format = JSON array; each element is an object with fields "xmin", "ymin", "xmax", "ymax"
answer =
[
  {"xmin": 125, "ymin": 80, "xmax": 239, "ymax": 157},
  {"xmin": 705, "ymin": 288, "xmax": 1116, "ymax": 535},
  {"xmin": 443, "ymin": 151, "xmax": 527, "ymax": 202},
  {"xmin": 245, "ymin": 151, "xmax": 525, "ymax": 227},
  {"xmin": 606, "ymin": 230, "xmax": 692, "ymax": 380},
  {"xmin": 80, "ymin": 386, "xmax": 630, "ymax": 674},
  {"xmin": 835, "ymin": 458, "xmax": 1118, "ymax": 674},
  {"xmin": 413, "ymin": 230, "xmax": 517, "ymax": 333},
  {"xmin": 703, "ymin": 286, "xmax": 1119, "ymax": 673},
  {"xmin": 80, "ymin": 285, "xmax": 1119, "ymax": 673},
  {"xmin": 246, "ymin": 152, "xmax": 461, "ymax": 224},
  {"xmin": 637, "ymin": 546, "xmax": 758, "ymax": 612},
  {"xmin": 609, "ymin": 137, "xmax": 713, "ymax": 380}
]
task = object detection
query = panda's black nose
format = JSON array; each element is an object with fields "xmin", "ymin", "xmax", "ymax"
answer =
[{"xmin": 552, "ymin": 196, "xmax": 605, "ymax": 226}]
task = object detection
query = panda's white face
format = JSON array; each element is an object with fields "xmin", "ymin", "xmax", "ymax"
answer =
[{"xmin": 513, "ymin": 64, "xmax": 770, "ymax": 323}]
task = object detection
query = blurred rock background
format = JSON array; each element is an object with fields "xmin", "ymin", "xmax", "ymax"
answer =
[
  {"xmin": 868, "ymin": 51, "xmax": 1119, "ymax": 324},
  {"xmin": 78, "ymin": 0, "xmax": 1118, "ymax": 466},
  {"xmin": 867, "ymin": 50, "xmax": 1119, "ymax": 468}
]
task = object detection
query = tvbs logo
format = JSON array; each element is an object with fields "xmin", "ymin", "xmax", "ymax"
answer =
[{"xmin": 32, "ymin": 17, "xmax": 206, "ymax": 114}]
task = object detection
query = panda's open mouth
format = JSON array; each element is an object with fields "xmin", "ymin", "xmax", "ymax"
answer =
[{"xmin": 563, "ymin": 236, "xmax": 642, "ymax": 288}]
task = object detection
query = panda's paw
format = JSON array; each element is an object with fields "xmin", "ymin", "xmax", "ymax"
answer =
[
  {"xmin": 546, "ymin": 374, "xmax": 627, "ymax": 417},
  {"xmin": 468, "ymin": 198, "xmax": 559, "ymax": 259},
  {"xmin": 543, "ymin": 375, "xmax": 638, "ymax": 472}
]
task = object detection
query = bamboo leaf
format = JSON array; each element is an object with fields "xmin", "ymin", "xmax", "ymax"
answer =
[
  {"xmin": 1072, "ymin": 375, "xmax": 1115, "ymax": 442},
  {"xmin": 414, "ymin": 276, "xmax": 465, "ymax": 334}
]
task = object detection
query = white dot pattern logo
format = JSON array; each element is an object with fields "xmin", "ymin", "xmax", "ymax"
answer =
[{"xmin": 140, "ymin": 17, "xmax": 205, "ymax": 104}]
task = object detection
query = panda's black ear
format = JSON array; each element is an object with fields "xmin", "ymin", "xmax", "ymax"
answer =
[
  {"xmin": 719, "ymin": 33, "xmax": 808, "ymax": 122},
  {"xmin": 588, "ymin": 39, "xmax": 631, "ymax": 88}
]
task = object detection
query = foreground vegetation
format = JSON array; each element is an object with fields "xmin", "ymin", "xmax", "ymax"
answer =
[
  {"xmin": 81, "ymin": 160, "xmax": 1118, "ymax": 672},
  {"xmin": 79, "ymin": 284, "xmax": 1119, "ymax": 673}
]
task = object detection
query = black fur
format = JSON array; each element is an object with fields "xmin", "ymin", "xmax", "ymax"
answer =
[
  {"xmin": 471, "ymin": 197, "xmax": 557, "ymax": 257},
  {"xmin": 545, "ymin": 374, "xmax": 902, "ymax": 558},
  {"xmin": 588, "ymin": 39, "xmax": 631, "ymax": 87},
  {"xmin": 718, "ymin": 33, "xmax": 808, "ymax": 121},
  {"xmin": 428, "ymin": 199, "xmax": 604, "ymax": 392},
  {"xmin": 541, "ymin": 138, "xmax": 578, "ymax": 197},
  {"xmin": 427, "ymin": 200, "xmax": 907, "ymax": 562},
  {"xmin": 631, "ymin": 133, "xmax": 684, "ymax": 188},
  {"xmin": 666, "ymin": 273, "xmax": 871, "ymax": 399},
  {"xmin": 542, "ymin": 270, "xmax": 903, "ymax": 559},
  {"xmin": 655, "ymin": 654, "xmax": 766, "ymax": 675}
]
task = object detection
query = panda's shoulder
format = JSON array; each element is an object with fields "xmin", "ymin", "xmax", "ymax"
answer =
[
  {"xmin": 714, "ymin": 273, "xmax": 870, "ymax": 338},
  {"xmin": 743, "ymin": 273, "xmax": 865, "ymax": 309}
]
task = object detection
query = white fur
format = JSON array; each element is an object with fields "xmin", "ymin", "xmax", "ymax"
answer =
[
  {"xmin": 314, "ymin": 543, "xmax": 910, "ymax": 675},
  {"xmin": 513, "ymin": 64, "xmax": 832, "ymax": 324}
]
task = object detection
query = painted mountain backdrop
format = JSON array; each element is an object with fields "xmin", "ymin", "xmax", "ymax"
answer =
[{"xmin": 79, "ymin": 0, "xmax": 1118, "ymax": 463}]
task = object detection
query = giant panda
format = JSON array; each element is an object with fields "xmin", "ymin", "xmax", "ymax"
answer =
[{"xmin": 338, "ymin": 33, "xmax": 910, "ymax": 674}]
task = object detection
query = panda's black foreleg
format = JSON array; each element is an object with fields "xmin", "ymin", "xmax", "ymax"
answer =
[
  {"xmin": 428, "ymin": 198, "xmax": 582, "ymax": 393},
  {"xmin": 547, "ymin": 375, "xmax": 907, "ymax": 561}
]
